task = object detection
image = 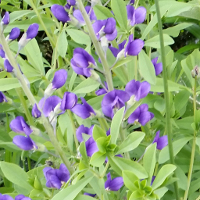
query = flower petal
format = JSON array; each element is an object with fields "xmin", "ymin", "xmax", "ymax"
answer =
[
  {"xmin": 13, "ymin": 135, "xmax": 35, "ymax": 150},
  {"xmin": 52, "ymin": 69, "xmax": 68, "ymax": 89},
  {"xmin": 26, "ymin": 23, "xmax": 39, "ymax": 39},
  {"xmin": 51, "ymin": 4, "xmax": 70, "ymax": 23},
  {"xmin": 135, "ymin": 7, "xmax": 146, "ymax": 24}
]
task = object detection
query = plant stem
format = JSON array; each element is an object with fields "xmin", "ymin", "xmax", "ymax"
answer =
[
  {"xmin": 155, "ymin": 0, "xmax": 179, "ymax": 199},
  {"xmin": 100, "ymin": 161, "xmax": 110, "ymax": 178},
  {"xmin": 0, "ymin": 32, "xmax": 74, "ymax": 175},
  {"xmin": 29, "ymin": 0, "xmax": 55, "ymax": 47},
  {"xmin": 184, "ymin": 77, "xmax": 197, "ymax": 200},
  {"xmin": 76, "ymin": 0, "xmax": 114, "ymax": 91}
]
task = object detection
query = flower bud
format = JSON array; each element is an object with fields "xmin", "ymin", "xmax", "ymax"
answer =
[
  {"xmin": 1, "ymin": 11, "xmax": 9, "ymax": 25},
  {"xmin": 32, "ymin": 103, "xmax": 41, "ymax": 118},
  {"xmin": 191, "ymin": 66, "xmax": 200, "ymax": 78},
  {"xmin": 0, "ymin": 91, "xmax": 7, "ymax": 103},
  {"xmin": 6, "ymin": 27, "xmax": 20, "ymax": 42},
  {"xmin": 4, "ymin": 59, "xmax": 14, "ymax": 72}
]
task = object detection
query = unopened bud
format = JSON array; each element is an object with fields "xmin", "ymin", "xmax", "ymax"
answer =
[{"xmin": 191, "ymin": 66, "xmax": 200, "ymax": 78}]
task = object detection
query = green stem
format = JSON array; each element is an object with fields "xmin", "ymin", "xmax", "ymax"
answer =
[
  {"xmin": 154, "ymin": 1, "xmax": 179, "ymax": 199},
  {"xmin": 76, "ymin": 0, "xmax": 114, "ymax": 91},
  {"xmin": 100, "ymin": 161, "xmax": 110, "ymax": 178},
  {"xmin": 67, "ymin": 110, "xmax": 79, "ymax": 151},
  {"xmin": 27, "ymin": 157, "xmax": 31, "ymax": 171},
  {"xmin": 0, "ymin": 31, "xmax": 74, "ymax": 175},
  {"xmin": 183, "ymin": 77, "xmax": 197, "ymax": 200},
  {"xmin": 29, "ymin": 0, "xmax": 55, "ymax": 47}
]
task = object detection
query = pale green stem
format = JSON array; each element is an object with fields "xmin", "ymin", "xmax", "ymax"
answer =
[
  {"xmin": 76, "ymin": 0, "xmax": 114, "ymax": 91},
  {"xmin": 0, "ymin": 32, "xmax": 74, "ymax": 174},
  {"xmin": 67, "ymin": 110, "xmax": 79, "ymax": 150},
  {"xmin": 155, "ymin": 0, "xmax": 179, "ymax": 199},
  {"xmin": 100, "ymin": 161, "xmax": 110, "ymax": 178},
  {"xmin": 29, "ymin": 0, "xmax": 55, "ymax": 47},
  {"xmin": 184, "ymin": 77, "xmax": 197, "ymax": 200}
]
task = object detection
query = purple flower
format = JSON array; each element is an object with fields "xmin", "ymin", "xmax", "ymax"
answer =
[
  {"xmin": 125, "ymin": 80, "xmax": 150, "ymax": 101},
  {"xmin": 105, "ymin": 173, "xmax": 124, "ymax": 191},
  {"xmin": 109, "ymin": 40, "xmax": 126, "ymax": 57},
  {"xmin": 95, "ymin": 82, "xmax": 108, "ymax": 96},
  {"xmin": 152, "ymin": 130, "xmax": 168, "ymax": 150},
  {"xmin": 18, "ymin": 23, "xmax": 39, "ymax": 48},
  {"xmin": 85, "ymin": 137, "xmax": 98, "ymax": 157},
  {"xmin": 130, "ymin": 0, "xmax": 135, "ymax": 4},
  {"xmin": 84, "ymin": 193, "xmax": 96, "ymax": 197},
  {"xmin": 10, "ymin": 116, "xmax": 33, "ymax": 135},
  {"xmin": 101, "ymin": 90, "xmax": 130, "ymax": 118},
  {"xmin": 151, "ymin": 176, "xmax": 156, "ymax": 185},
  {"xmin": 39, "ymin": 96, "xmax": 62, "ymax": 117},
  {"xmin": 93, "ymin": 18, "xmax": 117, "ymax": 41},
  {"xmin": 0, "ymin": 45, "xmax": 5, "ymax": 58},
  {"xmin": 43, "ymin": 164, "xmax": 70, "ymax": 189},
  {"xmin": 1, "ymin": 11, "xmax": 10, "ymax": 25},
  {"xmin": 32, "ymin": 103, "xmax": 41, "ymax": 118},
  {"xmin": 7, "ymin": 27, "xmax": 20, "ymax": 41},
  {"xmin": 125, "ymin": 34, "xmax": 144, "ymax": 56},
  {"xmin": 4, "ymin": 59, "xmax": 14, "ymax": 72},
  {"xmin": 127, "ymin": 5, "xmax": 146, "ymax": 26},
  {"xmin": 67, "ymin": 0, "xmax": 76, "ymax": 6},
  {"xmin": 0, "ymin": 194, "xmax": 13, "ymax": 200},
  {"xmin": 13, "ymin": 135, "xmax": 37, "ymax": 151},
  {"xmin": 71, "ymin": 97, "xmax": 96, "ymax": 119},
  {"xmin": 73, "ymin": 6, "xmax": 96, "ymax": 26},
  {"xmin": 15, "ymin": 194, "xmax": 32, "ymax": 200},
  {"xmin": 71, "ymin": 48, "xmax": 95, "ymax": 77},
  {"xmin": 76, "ymin": 125, "xmax": 93, "ymax": 142},
  {"xmin": 60, "ymin": 92, "xmax": 77, "ymax": 111},
  {"xmin": 0, "ymin": 91, "xmax": 7, "ymax": 103},
  {"xmin": 26, "ymin": 23, "xmax": 39, "ymax": 39},
  {"xmin": 51, "ymin": 4, "xmax": 70, "ymax": 23},
  {"xmin": 128, "ymin": 104, "xmax": 154, "ymax": 126},
  {"xmin": 52, "ymin": 69, "xmax": 68, "ymax": 89},
  {"xmin": 151, "ymin": 57, "xmax": 163, "ymax": 76}
]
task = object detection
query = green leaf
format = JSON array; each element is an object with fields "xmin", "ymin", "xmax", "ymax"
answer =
[
  {"xmin": 0, "ymin": 162, "xmax": 33, "ymax": 192},
  {"xmin": 90, "ymin": 151, "xmax": 106, "ymax": 167},
  {"xmin": 80, "ymin": 142, "xmax": 89, "ymax": 166},
  {"xmin": 110, "ymin": 107, "xmax": 125, "ymax": 144},
  {"xmin": 24, "ymin": 38, "xmax": 44, "ymax": 75},
  {"xmin": 111, "ymin": 0, "xmax": 127, "ymax": 30},
  {"xmin": 144, "ymin": 34, "xmax": 174, "ymax": 48},
  {"xmin": 122, "ymin": 170, "xmax": 139, "ymax": 191},
  {"xmin": 72, "ymin": 78, "xmax": 100, "ymax": 94},
  {"xmin": 67, "ymin": 29, "xmax": 91, "ymax": 45},
  {"xmin": 96, "ymin": 136, "xmax": 110, "ymax": 153},
  {"xmin": 154, "ymin": 187, "xmax": 168, "ymax": 199},
  {"xmin": 108, "ymin": 156, "xmax": 148, "ymax": 179},
  {"xmin": 51, "ymin": 175, "xmax": 93, "ymax": 200},
  {"xmin": 0, "ymin": 78, "xmax": 20, "ymax": 91},
  {"xmin": 143, "ymin": 143, "xmax": 156, "ymax": 185},
  {"xmin": 93, "ymin": 5, "xmax": 114, "ymax": 20},
  {"xmin": 116, "ymin": 132, "xmax": 145, "ymax": 154},
  {"xmin": 152, "ymin": 164, "xmax": 176, "ymax": 190},
  {"xmin": 57, "ymin": 29, "xmax": 68, "ymax": 58},
  {"xmin": 138, "ymin": 50, "xmax": 156, "ymax": 85},
  {"xmin": 92, "ymin": 125, "xmax": 107, "ymax": 141},
  {"xmin": 159, "ymin": 137, "xmax": 192, "ymax": 164}
]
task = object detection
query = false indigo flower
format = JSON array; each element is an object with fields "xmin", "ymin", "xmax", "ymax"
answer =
[
  {"xmin": 39, "ymin": 96, "xmax": 62, "ymax": 117},
  {"xmin": 32, "ymin": 103, "xmax": 41, "ymax": 118},
  {"xmin": 18, "ymin": 23, "xmax": 39, "ymax": 49},
  {"xmin": 76, "ymin": 125, "xmax": 93, "ymax": 142},
  {"xmin": 10, "ymin": 116, "xmax": 33, "ymax": 135},
  {"xmin": 95, "ymin": 82, "xmax": 108, "ymax": 96},
  {"xmin": 67, "ymin": 0, "xmax": 76, "ymax": 6},
  {"xmin": 13, "ymin": 135, "xmax": 37, "ymax": 151},
  {"xmin": 109, "ymin": 40, "xmax": 126, "ymax": 58},
  {"xmin": 15, "ymin": 194, "xmax": 32, "ymax": 200},
  {"xmin": 125, "ymin": 80, "xmax": 150, "ymax": 101},
  {"xmin": 71, "ymin": 97, "xmax": 96, "ymax": 119},
  {"xmin": 152, "ymin": 130, "xmax": 168, "ymax": 150},
  {"xmin": 0, "ymin": 194, "xmax": 13, "ymax": 200},
  {"xmin": 85, "ymin": 137, "xmax": 98, "ymax": 157},
  {"xmin": 105, "ymin": 172, "xmax": 124, "ymax": 191},
  {"xmin": 93, "ymin": 18, "xmax": 117, "ymax": 41},
  {"xmin": 127, "ymin": 5, "xmax": 146, "ymax": 26},
  {"xmin": 4, "ymin": 59, "xmax": 14, "ymax": 72},
  {"xmin": 60, "ymin": 92, "xmax": 77, "ymax": 111},
  {"xmin": 51, "ymin": 4, "xmax": 70, "ymax": 23},
  {"xmin": 151, "ymin": 57, "xmax": 163, "ymax": 76},
  {"xmin": 84, "ymin": 193, "xmax": 96, "ymax": 197},
  {"xmin": 52, "ymin": 69, "xmax": 68, "ymax": 89},
  {"xmin": 0, "ymin": 91, "xmax": 7, "ymax": 103},
  {"xmin": 125, "ymin": 34, "xmax": 144, "ymax": 56},
  {"xmin": 0, "ymin": 45, "xmax": 5, "ymax": 58},
  {"xmin": 128, "ymin": 104, "xmax": 154, "ymax": 126},
  {"xmin": 43, "ymin": 164, "xmax": 70, "ymax": 189},
  {"xmin": 130, "ymin": 0, "xmax": 135, "ymax": 4},
  {"xmin": 1, "ymin": 11, "xmax": 10, "ymax": 25},
  {"xmin": 71, "ymin": 48, "xmax": 95, "ymax": 77},
  {"xmin": 101, "ymin": 90, "xmax": 130, "ymax": 118},
  {"xmin": 6, "ymin": 27, "xmax": 20, "ymax": 41},
  {"xmin": 73, "ymin": 6, "xmax": 96, "ymax": 26}
]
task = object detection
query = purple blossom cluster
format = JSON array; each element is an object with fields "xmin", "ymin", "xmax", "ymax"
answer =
[{"xmin": 0, "ymin": 193, "xmax": 31, "ymax": 200}]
